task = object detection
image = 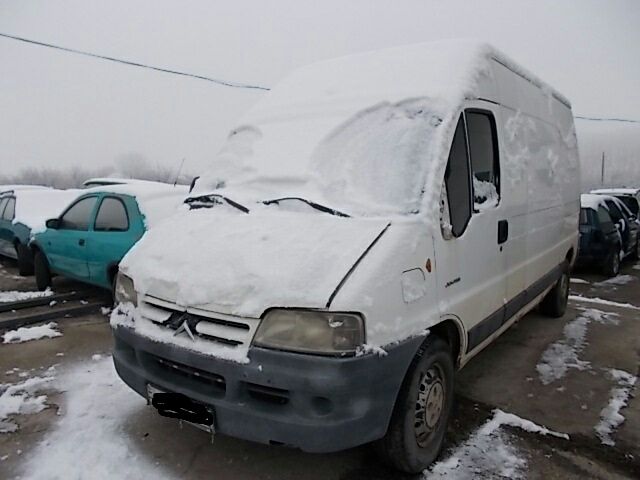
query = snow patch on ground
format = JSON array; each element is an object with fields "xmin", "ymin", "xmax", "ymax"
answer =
[
  {"xmin": 2, "ymin": 322, "xmax": 62, "ymax": 344},
  {"xmin": 21, "ymin": 357, "xmax": 172, "ymax": 479},
  {"xmin": 536, "ymin": 309, "xmax": 618, "ymax": 385},
  {"xmin": 569, "ymin": 277, "xmax": 589, "ymax": 284},
  {"xmin": 594, "ymin": 275, "xmax": 635, "ymax": 287},
  {"xmin": 595, "ymin": 369, "xmax": 637, "ymax": 447},
  {"xmin": 569, "ymin": 295, "xmax": 640, "ymax": 311},
  {"xmin": 427, "ymin": 409, "xmax": 568, "ymax": 479},
  {"xmin": 0, "ymin": 376, "xmax": 53, "ymax": 433},
  {"xmin": 0, "ymin": 288, "xmax": 53, "ymax": 303}
]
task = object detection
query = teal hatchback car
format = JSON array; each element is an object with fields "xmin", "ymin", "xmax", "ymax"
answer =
[{"xmin": 30, "ymin": 184, "xmax": 187, "ymax": 293}]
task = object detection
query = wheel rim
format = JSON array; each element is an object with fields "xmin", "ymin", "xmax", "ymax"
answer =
[{"xmin": 414, "ymin": 365, "xmax": 446, "ymax": 448}]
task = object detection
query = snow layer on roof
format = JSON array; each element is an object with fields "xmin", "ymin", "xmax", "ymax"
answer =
[
  {"xmin": 86, "ymin": 183, "xmax": 188, "ymax": 227},
  {"xmin": 11, "ymin": 189, "xmax": 80, "ymax": 234},
  {"xmin": 0, "ymin": 185, "xmax": 50, "ymax": 194},
  {"xmin": 581, "ymin": 193, "xmax": 610, "ymax": 211},
  {"xmin": 591, "ymin": 188, "xmax": 639, "ymax": 196},
  {"xmin": 193, "ymin": 40, "xmax": 569, "ymax": 221}
]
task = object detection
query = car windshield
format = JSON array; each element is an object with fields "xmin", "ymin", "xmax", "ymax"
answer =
[{"xmin": 192, "ymin": 99, "xmax": 445, "ymax": 217}]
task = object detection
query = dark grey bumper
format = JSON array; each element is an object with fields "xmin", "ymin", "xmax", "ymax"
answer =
[{"xmin": 112, "ymin": 325, "xmax": 423, "ymax": 453}]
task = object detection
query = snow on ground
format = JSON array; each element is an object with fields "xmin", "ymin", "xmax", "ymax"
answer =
[
  {"xmin": 21, "ymin": 357, "xmax": 172, "ymax": 479},
  {"xmin": 537, "ymin": 309, "xmax": 619, "ymax": 385},
  {"xmin": 595, "ymin": 369, "xmax": 638, "ymax": 447},
  {"xmin": 2, "ymin": 322, "xmax": 62, "ymax": 344},
  {"xmin": 593, "ymin": 275, "xmax": 635, "ymax": 287},
  {"xmin": 0, "ymin": 375, "xmax": 53, "ymax": 433},
  {"xmin": 426, "ymin": 409, "xmax": 568, "ymax": 479},
  {"xmin": 0, "ymin": 288, "xmax": 53, "ymax": 303},
  {"xmin": 569, "ymin": 295, "xmax": 640, "ymax": 311},
  {"xmin": 569, "ymin": 277, "xmax": 589, "ymax": 285}
]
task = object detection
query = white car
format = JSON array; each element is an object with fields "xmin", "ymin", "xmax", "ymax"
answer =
[{"xmin": 110, "ymin": 40, "xmax": 579, "ymax": 473}]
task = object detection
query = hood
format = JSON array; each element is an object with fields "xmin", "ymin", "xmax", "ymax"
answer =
[{"xmin": 120, "ymin": 208, "xmax": 389, "ymax": 317}]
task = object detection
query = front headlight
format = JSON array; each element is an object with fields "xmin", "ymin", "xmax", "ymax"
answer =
[
  {"xmin": 114, "ymin": 272, "xmax": 137, "ymax": 306},
  {"xmin": 253, "ymin": 310, "xmax": 364, "ymax": 355}
]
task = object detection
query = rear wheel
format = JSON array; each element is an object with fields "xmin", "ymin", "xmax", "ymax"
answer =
[
  {"xmin": 15, "ymin": 243, "xmax": 34, "ymax": 276},
  {"xmin": 633, "ymin": 240, "xmax": 640, "ymax": 260},
  {"xmin": 376, "ymin": 337, "xmax": 454, "ymax": 473},
  {"xmin": 540, "ymin": 264, "xmax": 570, "ymax": 318},
  {"xmin": 34, "ymin": 251, "xmax": 52, "ymax": 291},
  {"xmin": 603, "ymin": 246, "xmax": 621, "ymax": 277}
]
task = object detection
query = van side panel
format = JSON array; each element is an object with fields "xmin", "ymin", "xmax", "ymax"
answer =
[{"xmin": 492, "ymin": 60, "xmax": 579, "ymax": 298}]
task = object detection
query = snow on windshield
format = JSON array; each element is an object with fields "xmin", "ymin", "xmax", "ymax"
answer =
[{"xmin": 309, "ymin": 99, "xmax": 443, "ymax": 215}]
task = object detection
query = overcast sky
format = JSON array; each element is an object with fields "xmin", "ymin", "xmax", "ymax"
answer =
[{"xmin": 1, "ymin": 0, "xmax": 639, "ymax": 176}]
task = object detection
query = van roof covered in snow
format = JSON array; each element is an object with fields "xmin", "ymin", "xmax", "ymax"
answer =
[{"xmin": 193, "ymin": 39, "xmax": 573, "ymax": 218}]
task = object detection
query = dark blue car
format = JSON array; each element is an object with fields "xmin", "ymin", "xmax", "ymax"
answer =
[{"xmin": 578, "ymin": 194, "xmax": 639, "ymax": 276}]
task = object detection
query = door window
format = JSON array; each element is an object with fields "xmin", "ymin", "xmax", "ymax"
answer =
[
  {"xmin": 59, "ymin": 197, "xmax": 97, "ymax": 231},
  {"xmin": 596, "ymin": 206, "xmax": 615, "ymax": 232},
  {"xmin": 0, "ymin": 198, "xmax": 9, "ymax": 219},
  {"xmin": 443, "ymin": 117, "xmax": 473, "ymax": 237},
  {"xmin": 466, "ymin": 111, "xmax": 500, "ymax": 208},
  {"xmin": 94, "ymin": 197, "xmax": 129, "ymax": 232},
  {"xmin": 2, "ymin": 198, "xmax": 15, "ymax": 220}
]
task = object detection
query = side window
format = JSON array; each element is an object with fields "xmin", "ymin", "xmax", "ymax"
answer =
[
  {"xmin": 0, "ymin": 198, "xmax": 8, "ymax": 219},
  {"xmin": 94, "ymin": 197, "xmax": 129, "ymax": 232},
  {"xmin": 605, "ymin": 201, "xmax": 623, "ymax": 223},
  {"xmin": 596, "ymin": 206, "xmax": 614, "ymax": 230},
  {"xmin": 444, "ymin": 116, "xmax": 472, "ymax": 237},
  {"xmin": 3, "ymin": 198, "xmax": 15, "ymax": 220},
  {"xmin": 60, "ymin": 197, "xmax": 97, "ymax": 231},
  {"xmin": 466, "ymin": 110, "xmax": 500, "ymax": 209}
]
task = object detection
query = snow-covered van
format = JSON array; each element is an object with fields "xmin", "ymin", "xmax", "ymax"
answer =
[{"xmin": 111, "ymin": 41, "xmax": 580, "ymax": 473}]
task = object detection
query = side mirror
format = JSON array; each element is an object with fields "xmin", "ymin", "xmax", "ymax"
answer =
[
  {"xmin": 46, "ymin": 218, "xmax": 60, "ymax": 229},
  {"xmin": 189, "ymin": 176, "xmax": 200, "ymax": 193}
]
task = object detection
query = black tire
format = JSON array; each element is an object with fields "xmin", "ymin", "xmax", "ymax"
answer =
[
  {"xmin": 15, "ymin": 243, "xmax": 34, "ymax": 276},
  {"xmin": 376, "ymin": 337, "xmax": 454, "ymax": 474},
  {"xmin": 540, "ymin": 264, "xmax": 570, "ymax": 318},
  {"xmin": 34, "ymin": 251, "xmax": 52, "ymax": 291},
  {"xmin": 633, "ymin": 241, "xmax": 640, "ymax": 261},
  {"xmin": 603, "ymin": 246, "xmax": 621, "ymax": 277}
]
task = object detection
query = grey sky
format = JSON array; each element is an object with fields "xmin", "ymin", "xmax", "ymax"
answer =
[{"xmin": 1, "ymin": 0, "xmax": 638, "ymax": 176}]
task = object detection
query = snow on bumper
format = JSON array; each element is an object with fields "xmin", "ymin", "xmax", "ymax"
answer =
[{"xmin": 111, "ymin": 324, "xmax": 423, "ymax": 453}]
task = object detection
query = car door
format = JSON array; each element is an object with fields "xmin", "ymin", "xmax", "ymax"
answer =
[
  {"xmin": 604, "ymin": 199, "xmax": 631, "ymax": 254},
  {"xmin": 44, "ymin": 195, "xmax": 98, "ymax": 280},
  {"xmin": 0, "ymin": 197, "xmax": 10, "ymax": 257},
  {"xmin": 434, "ymin": 108, "xmax": 507, "ymax": 355},
  {"xmin": 87, "ymin": 195, "xmax": 144, "ymax": 288}
]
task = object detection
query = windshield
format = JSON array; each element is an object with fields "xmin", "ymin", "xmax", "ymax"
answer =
[{"xmin": 192, "ymin": 99, "xmax": 445, "ymax": 217}]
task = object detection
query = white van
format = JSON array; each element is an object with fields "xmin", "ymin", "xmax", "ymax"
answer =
[{"xmin": 111, "ymin": 40, "xmax": 579, "ymax": 473}]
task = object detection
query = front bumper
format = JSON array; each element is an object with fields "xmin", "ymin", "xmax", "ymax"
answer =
[{"xmin": 112, "ymin": 325, "xmax": 423, "ymax": 453}]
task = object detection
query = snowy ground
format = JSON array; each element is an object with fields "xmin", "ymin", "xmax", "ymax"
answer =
[{"xmin": 0, "ymin": 258, "xmax": 639, "ymax": 479}]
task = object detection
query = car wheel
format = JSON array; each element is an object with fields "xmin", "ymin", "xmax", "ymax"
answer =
[
  {"xmin": 603, "ymin": 246, "xmax": 621, "ymax": 277},
  {"xmin": 376, "ymin": 337, "xmax": 454, "ymax": 474},
  {"xmin": 633, "ymin": 240, "xmax": 640, "ymax": 260},
  {"xmin": 15, "ymin": 243, "xmax": 34, "ymax": 276},
  {"xmin": 540, "ymin": 263, "xmax": 570, "ymax": 318},
  {"xmin": 34, "ymin": 251, "xmax": 52, "ymax": 291}
]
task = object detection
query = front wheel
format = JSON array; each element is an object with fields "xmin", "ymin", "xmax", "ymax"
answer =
[
  {"xmin": 603, "ymin": 246, "xmax": 621, "ymax": 277},
  {"xmin": 540, "ymin": 264, "xmax": 570, "ymax": 318},
  {"xmin": 34, "ymin": 251, "xmax": 52, "ymax": 291},
  {"xmin": 15, "ymin": 243, "xmax": 34, "ymax": 276},
  {"xmin": 376, "ymin": 337, "xmax": 454, "ymax": 473}
]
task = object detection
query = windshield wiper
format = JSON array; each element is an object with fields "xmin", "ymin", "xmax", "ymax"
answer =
[
  {"xmin": 185, "ymin": 194, "xmax": 250, "ymax": 214},
  {"xmin": 263, "ymin": 197, "xmax": 350, "ymax": 217}
]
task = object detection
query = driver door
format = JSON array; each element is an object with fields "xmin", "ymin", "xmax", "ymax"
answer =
[{"xmin": 44, "ymin": 196, "xmax": 98, "ymax": 280}]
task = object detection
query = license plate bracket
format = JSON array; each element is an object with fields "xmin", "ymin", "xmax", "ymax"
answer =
[{"xmin": 147, "ymin": 384, "xmax": 216, "ymax": 432}]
